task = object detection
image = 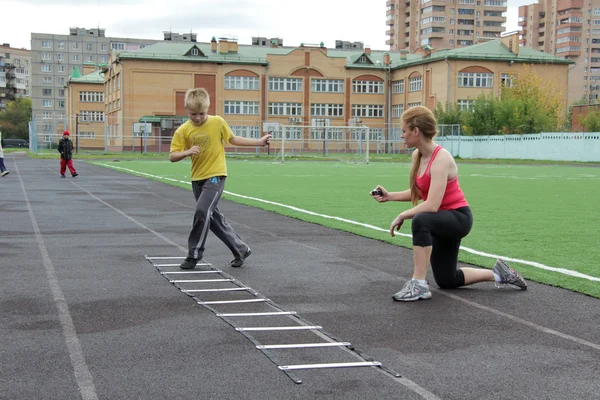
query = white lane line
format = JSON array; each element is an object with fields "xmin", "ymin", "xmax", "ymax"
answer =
[
  {"xmin": 96, "ymin": 163, "xmax": 600, "ymax": 283},
  {"xmin": 14, "ymin": 162, "xmax": 99, "ymax": 400}
]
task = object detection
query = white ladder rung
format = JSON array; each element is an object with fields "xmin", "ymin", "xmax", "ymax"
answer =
[
  {"xmin": 155, "ymin": 263, "xmax": 210, "ymax": 267},
  {"xmin": 170, "ymin": 279, "xmax": 233, "ymax": 283},
  {"xmin": 182, "ymin": 288, "xmax": 248, "ymax": 293},
  {"xmin": 199, "ymin": 299, "xmax": 269, "ymax": 305},
  {"xmin": 236, "ymin": 326, "xmax": 322, "ymax": 332},
  {"xmin": 279, "ymin": 361, "xmax": 381, "ymax": 371},
  {"xmin": 161, "ymin": 271, "xmax": 219, "ymax": 275},
  {"xmin": 257, "ymin": 342, "xmax": 351, "ymax": 350},
  {"xmin": 217, "ymin": 311, "xmax": 297, "ymax": 317}
]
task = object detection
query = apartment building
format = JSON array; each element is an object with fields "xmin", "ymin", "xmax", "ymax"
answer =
[
  {"xmin": 386, "ymin": 0, "xmax": 508, "ymax": 52},
  {"xmin": 518, "ymin": 0, "xmax": 600, "ymax": 105},
  {"xmin": 30, "ymin": 27, "xmax": 195, "ymax": 139},
  {"xmin": 0, "ymin": 44, "xmax": 31, "ymax": 111},
  {"xmin": 61, "ymin": 34, "xmax": 570, "ymax": 153}
]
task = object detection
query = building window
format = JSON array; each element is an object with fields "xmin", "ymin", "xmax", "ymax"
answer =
[
  {"xmin": 58, "ymin": 101, "xmax": 65, "ymax": 108},
  {"xmin": 79, "ymin": 131, "xmax": 95, "ymax": 139},
  {"xmin": 58, "ymin": 77, "xmax": 65, "ymax": 85},
  {"xmin": 80, "ymin": 111, "xmax": 105, "ymax": 122},
  {"xmin": 80, "ymin": 91, "xmax": 105, "ymax": 102},
  {"xmin": 73, "ymin": 54, "xmax": 79, "ymax": 61},
  {"xmin": 111, "ymin": 43, "xmax": 125, "ymax": 51},
  {"xmin": 458, "ymin": 72, "xmax": 493, "ymax": 87},
  {"xmin": 224, "ymin": 76, "xmax": 259, "ymax": 90},
  {"xmin": 392, "ymin": 104, "xmax": 404, "ymax": 118},
  {"xmin": 409, "ymin": 76, "xmax": 422, "ymax": 92},
  {"xmin": 224, "ymin": 101, "xmax": 259, "ymax": 115},
  {"xmin": 41, "ymin": 64, "xmax": 52, "ymax": 72},
  {"xmin": 42, "ymin": 88, "xmax": 52, "ymax": 96},
  {"xmin": 58, "ymin": 41, "xmax": 65, "ymax": 49},
  {"xmin": 100, "ymin": 56, "xmax": 107, "ymax": 63},
  {"xmin": 101, "ymin": 44, "xmax": 107, "ymax": 51},
  {"xmin": 501, "ymin": 73, "xmax": 514, "ymax": 88},
  {"xmin": 353, "ymin": 80, "xmax": 384, "ymax": 94},
  {"xmin": 58, "ymin": 65, "xmax": 65, "ymax": 73},
  {"xmin": 87, "ymin": 55, "xmax": 94, "ymax": 62},
  {"xmin": 42, "ymin": 112, "xmax": 53, "ymax": 119},
  {"xmin": 56, "ymin": 54, "xmax": 64, "ymax": 61},
  {"xmin": 72, "ymin": 43, "xmax": 79, "ymax": 49},
  {"xmin": 457, "ymin": 99, "xmax": 474, "ymax": 110},
  {"xmin": 269, "ymin": 77, "xmax": 302, "ymax": 91},
  {"xmin": 41, "ymin": 40, "xmax": 52, "ymax": 48},
  {"xmin": 407, "ymin": 102, "xmax": 422, "ymax": 109},
  {"xmin": 311, "ymin": 79, "xmax": 344, "ymax": 93},
  {"xmin": 230, "ymin": 126, "xmax": 260, "ymax": 138},
  {"xmin": 351, "ymin": 104, "xmax": 384, "ymax": 118},
  {"xmin": 42, "ymin": 100, "xmax": 52, "ymax": 108},
  {"xmin": 42, "ymin": 76, "xmax": 52, "ymax": 84},
  {"xmin": 310, "ymin": 103, "xmax": 344, "ymax": 117},
  {"xmin": 392, "ymin": 80, "xmax": 405, "ymax": 94},
  {"xmin": 87, "ymin": 43, "xmax": 93, "ymax": 51},
  {"xmin": 41, "ymin": 53, "xmax": 52, "ymax": 61},
  {"xmin": 268, "ymin": 102, "xmax": 302, "ymax": 116}
]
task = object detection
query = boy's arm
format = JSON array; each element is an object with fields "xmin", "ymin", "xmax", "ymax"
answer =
[
  {"xmin": 169, "ymin": 146, "xmax": 199, "ymax": 162},
  {"xmin": 229, "ymin": 134, "xmax": 271, "ymax": 147}
]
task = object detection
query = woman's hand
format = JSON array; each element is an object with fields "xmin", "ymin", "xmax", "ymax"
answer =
[
  {"xmin": 389, "ymin": 214, "xmax": 405, "ymax": 237},
  {"xmin": 371, "ymin": 186, "xmax": 389, "ymax": 203}
]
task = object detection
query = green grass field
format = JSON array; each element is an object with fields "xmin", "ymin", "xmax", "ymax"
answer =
[{"xmin": 92, "ymin": 158, "xmax": 600, "ymax": 298}]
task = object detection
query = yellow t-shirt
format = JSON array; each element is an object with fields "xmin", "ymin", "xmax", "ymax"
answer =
[{"xmin": 170, "ymin": 116, "xmax": 235, "ymax": 181}]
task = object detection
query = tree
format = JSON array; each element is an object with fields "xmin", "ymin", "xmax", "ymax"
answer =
[
  {"xmin": 506, "ymin": 64, "xmax": 567, "ymax": 131},
  {"xmin": 0, "ymin": 97, "xmax": 32, "ymax": 140},
  {"xmin": 580, "ymin": 110, "xmax": 600, "ymax": 132}
]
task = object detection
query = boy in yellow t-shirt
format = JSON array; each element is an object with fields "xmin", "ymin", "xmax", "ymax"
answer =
[{"xmin": 169, "ymin": 88, "xmax": 271, "ymax": 269}]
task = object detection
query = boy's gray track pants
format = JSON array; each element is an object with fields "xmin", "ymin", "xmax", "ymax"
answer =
[{"xmin": 188, "ymin": 176, "xmax": 248, "ymax": 260}]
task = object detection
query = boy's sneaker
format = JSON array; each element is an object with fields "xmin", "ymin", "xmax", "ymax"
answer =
[
  {"xmin": 230, "ymin": 247, "xmax": 251, "ymax": 268},
  {"xmin": 1, "ymin": 171, "xmax": 9, "ymax": 177},
  {"xmin": 392, "ymin": 279, "xmax": 432, "ymax": 302},
  {"xmin": 180, "ymin": 257, "xmax": 199, "ymax": 270},
  {"xmin": 72, "ymin": 173, "xmax": 78, "ymax": 177},
  {"xmin": 492, "ymin": 259, "xmax": 527, "ymax": 290},
  {"xmin": 60, "ymin": 174, "xmax": 66, "ymax": 178}
]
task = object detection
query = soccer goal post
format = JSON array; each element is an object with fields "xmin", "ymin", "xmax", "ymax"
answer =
[{"xmin": 272, "ymin": 125, "xmax": 371, "ymax": 163}]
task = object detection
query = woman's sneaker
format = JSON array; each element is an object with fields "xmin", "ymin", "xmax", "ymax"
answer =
[
  {"xmin": 492, "ymin": 259, "xmax": 527, "ymax": 290},
  {"xmin": 392, "ymin": 279, "xmax": 432, "ymax": 302},
  {"xmin": 1, "ymin": 171, "xmax": 9, "ymax": 177}
]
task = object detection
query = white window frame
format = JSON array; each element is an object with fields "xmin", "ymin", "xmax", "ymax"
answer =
[
  {"xmin": 268, "ymin": 77, "xmax": 302, "ymax": 92},
  {"xmin": 312, "ymin": 79, "xmax": 344, "ymax": 93},
  {"xmin": 409, "ymin": 76, "xmax": 423, "ymax": 92},
  {"xmin": 392, "ymin": 104, "xmax": 404, "ymax": 118},
  {"xmin": 351, "ymin": 104, "xmax": 384, "ymax": 118},
  {"xmin": 268, "ymin": 102, "xmax": 303, "ymax": 116},
  {"xmin": 225, "ymin": 76, "xmax": 260, "ymax": 90},
  {"xmin": 310, "ymin": 103, "xmax": 344, "ymax": 117},
  {"xmin": 352, "ymin": 80, "xmax": 384, "ymax": 94},
  {"xmin": 224, "ymin": 101, "xmax": 260, "ymax": 115},
  {"xmin": 458, "ymin": 72, "xmax": 494, "ymax": 88},
  {"xmin": 392, "ymin": 80, "xmax": 405, "ymax": 94}
]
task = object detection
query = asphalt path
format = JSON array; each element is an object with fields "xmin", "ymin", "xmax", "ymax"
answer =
[{"xmin": 1, "ymin": 153, "xmax": 598, "ymax": 400}]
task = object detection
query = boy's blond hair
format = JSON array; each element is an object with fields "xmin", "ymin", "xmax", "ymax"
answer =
[{"xmin": 184, "ymin": 88, "xmax": 210, "ymax": 112}]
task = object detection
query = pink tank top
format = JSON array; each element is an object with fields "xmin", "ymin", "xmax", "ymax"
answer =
[{"xmin": 415, "ymin": 146, "xmax": 469, "ymax": 211}]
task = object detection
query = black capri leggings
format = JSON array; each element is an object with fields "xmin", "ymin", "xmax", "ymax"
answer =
[{"xmin": 411, "ymin": 206, "xmax": 473, "ymax": 289}]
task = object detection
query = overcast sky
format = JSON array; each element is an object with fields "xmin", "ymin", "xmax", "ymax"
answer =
[{"xmin": 3, "ymin": 0, "xmax": 529, "ymax": 51}]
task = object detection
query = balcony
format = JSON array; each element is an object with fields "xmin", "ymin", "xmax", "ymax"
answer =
[
  {"xmin": 386, "ymin": 28, "xmax": 395, "ymax": 36},
  {"xmin": 557, "ymin": 0, "xmax": 583, "ymax": 12}
]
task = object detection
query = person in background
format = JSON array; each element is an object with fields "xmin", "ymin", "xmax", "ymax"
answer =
[
  {"xmin": 57, "ymin": 130, "xmax": 78, "ymax": 178},
  {"xmin": 371, "ymin": 106, "xmax": 526, "ymax": 302},
  {"xmin": 169, "ymin": 88, "xmax": 271, "ymax": 270},
  {"xmin": 0, "ymin": 132, "xmax": 9, "ymax": 177}
]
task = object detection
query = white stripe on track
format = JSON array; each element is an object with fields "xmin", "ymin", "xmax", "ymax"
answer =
[
  {"xmin": 15, "ymin": 162, "xmax": 99, "ymax": 400},
  {"xmin": 96, "ymin": 163, "xmax": 600, "ymax": 283}
]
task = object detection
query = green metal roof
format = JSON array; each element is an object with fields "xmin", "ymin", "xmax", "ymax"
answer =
[
  {"xmin": 139, "ymin": 115, "xmax": 187, "ymax": 123},
  {"xmin": 69, "ymin": 69, "xmax": 104, "ymax": 84},
  {"xmin": 116, "ymin": 39, "xmax": 573, "ymax": 71}
]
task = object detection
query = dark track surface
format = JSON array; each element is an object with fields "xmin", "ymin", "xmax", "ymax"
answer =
[{"xmin": 1, "ymin": 153, "xmax": 598, "ymax": 400}]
